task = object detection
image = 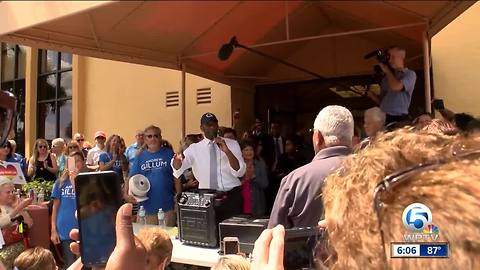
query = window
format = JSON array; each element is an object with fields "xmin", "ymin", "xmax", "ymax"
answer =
[
  {"xmin": 37, "ymin": 50, "xmax": 72, "ymax": 141},
  {"xmin": 1, "ymin": 43, "xmax": 26, "ymax": 156}
]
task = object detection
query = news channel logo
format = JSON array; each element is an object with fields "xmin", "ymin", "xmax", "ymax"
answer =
[{"xmin": 402, "ymin": 203, "xmax": 440, "ymax": 241}]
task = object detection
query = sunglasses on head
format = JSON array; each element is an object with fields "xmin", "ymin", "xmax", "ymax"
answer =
[{"xmin": 146, "ymin": 134, "xmax": 160, "ymax": 139}]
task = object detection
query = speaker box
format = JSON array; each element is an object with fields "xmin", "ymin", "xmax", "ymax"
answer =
[
  {"xmin": 219, "ymin": 216, "xmax": 269, "ymax": 254},
  {"xmin": 177, "ymin": 192, "xmax": 218, "ymax": 247}
]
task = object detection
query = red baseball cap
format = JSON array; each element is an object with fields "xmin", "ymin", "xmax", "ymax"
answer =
[{"xmin": 94, "ymin": 131, "xmax": 106, "ymax": 139}]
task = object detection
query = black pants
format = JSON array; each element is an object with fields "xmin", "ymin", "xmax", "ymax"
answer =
[
  {"xmin": 386, "ymin": 114, "xmax": 409, "ymax": 126},
  {"xmin": 214, "ymin": 186, "xmax": 243, "ymax": 223}
]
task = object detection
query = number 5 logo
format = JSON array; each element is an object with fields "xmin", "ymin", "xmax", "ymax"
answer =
[{"xmin": 402, "ymin": 203, "xmax": 432, "ymax": 231}]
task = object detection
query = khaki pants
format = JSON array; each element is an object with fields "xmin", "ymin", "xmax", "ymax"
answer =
[{"xmin": 145, "ymin": 210, "xmax": 176, "ymax": 227}]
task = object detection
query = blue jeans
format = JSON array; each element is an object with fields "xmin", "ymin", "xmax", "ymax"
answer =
[{"xmin": 61, "ymin": 240, "xmax": 76, "ymax": 269}]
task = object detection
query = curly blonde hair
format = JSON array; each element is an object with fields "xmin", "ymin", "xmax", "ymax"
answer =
[
  {"xmin": 322, "ymin": 129, "xmax": 480, "ymax": 270},
  {"xmin": 136, "ymin": 227, "xmax": 173, "ymax": 270}
]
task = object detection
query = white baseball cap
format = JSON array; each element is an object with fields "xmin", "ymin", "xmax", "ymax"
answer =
[
  {"xmin": 128, "ymin": 174, "xmax": 150, "ymax": 203},
  {"xmin": 0, "ymin": 176, "xmax": 13, "ymax": 187}
]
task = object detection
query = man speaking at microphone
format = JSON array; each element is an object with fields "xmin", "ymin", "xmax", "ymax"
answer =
[{"xmin": 171, "ymin": 113, "xmax": 246, "ymax": 222}]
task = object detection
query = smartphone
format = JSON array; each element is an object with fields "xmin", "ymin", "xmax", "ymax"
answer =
[
  {"xmin": 75, "ymin": 171, "xmax": 123, "ymax": 267},
  {"xmin": 28, "ymin": 189, "xmax": 35, "ymax": 200},
  {"xmin": 223, "ymin": 237, "xmax": 240, "ymax": 255},
  {"xmin": 433, "ymin": 99, "xmax": 445, "ymax": 110},
  {"xmin": 284, "ymin": 227, "xmax": 322, "ymax": 270},
  {"xmin": 67, "ymin": 156, "xmax": 76, "ymax": 172}
]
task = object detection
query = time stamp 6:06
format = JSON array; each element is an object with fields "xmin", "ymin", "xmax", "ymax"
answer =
[{"xmin": 391, "ymin": 243, "xmax": 449, "ymax": 258}]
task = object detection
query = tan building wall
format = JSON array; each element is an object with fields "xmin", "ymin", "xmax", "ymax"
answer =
[
  {"xmin": 75, "ymin": 56, "xmax": 232, "ymax": 149},
  {"xmin": 432, "ymin": 2, "xmax": 480, "ymax": 117}
]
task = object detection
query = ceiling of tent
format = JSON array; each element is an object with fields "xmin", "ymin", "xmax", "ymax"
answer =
[{"xmin": 0, "ymin": 1, "xmax": 475, "ymax": 85}]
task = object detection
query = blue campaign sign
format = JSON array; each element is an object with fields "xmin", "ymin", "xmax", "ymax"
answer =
[{"xmin": 419, "ymin": 243, "xmax": 449, "ymax": 257}]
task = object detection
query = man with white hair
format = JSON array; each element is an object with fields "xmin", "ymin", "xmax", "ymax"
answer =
[
  {"xmin": 268, "ymin": 105, "xmax": 353, "ymax": 228},
  {"xmin": 364, "ymin": 46, "xmax": 416, "ymax": 125},
  {"xmin": 363, "ymin": 107, "xmax": 386, "ymax": 138}
]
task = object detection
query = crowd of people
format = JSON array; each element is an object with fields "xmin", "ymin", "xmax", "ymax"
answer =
[{"xmin": 0, "ymin": 45, "xmax": 479, "ymax": 270}]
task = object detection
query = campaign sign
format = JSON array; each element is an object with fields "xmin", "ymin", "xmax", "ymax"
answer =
[{"xmin": 0, "ymin": 161, "xmax": 27, "ymax": 184}]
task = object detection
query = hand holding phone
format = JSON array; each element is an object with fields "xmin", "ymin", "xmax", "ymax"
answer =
[
  {"xmin": 67, "ymin": 157, "xmax": 76, "ymax": 173},
  {"xmin": 433, "ymin": 99, "xmax": 445, "ymax": 110},
  {"xmin": 75, "ymin": 171, "xmax": 122, "ymax": 267},
  {"xmin": 68, "ymin": 204, "xmax": 147, "ymax": 270}
]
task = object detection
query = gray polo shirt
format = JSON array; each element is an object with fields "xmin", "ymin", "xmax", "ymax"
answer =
[
  {"xmin": 380, "ymin": 68, "xmax": 416, "ymax": 116},
  {"xmin": 268, "ymin": 146, "xmax": 351, "ymax": 229}
]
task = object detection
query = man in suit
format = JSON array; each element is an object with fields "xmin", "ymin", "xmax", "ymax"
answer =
[{"xmin": 262, "ymin": 122, "xmax": 286, "ymax": 213}]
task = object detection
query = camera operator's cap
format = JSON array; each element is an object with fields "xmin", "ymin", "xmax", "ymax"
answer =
[
  {"xmin": 128, "ymin": 174, "xmax": 150, "ymax": 202},
  {"xmin": 200, "ymin": 113, "xmax": 218, "ymax": 125},
  {"xmin": 94, "ymin": 131, "xmax": 106, "ymax": 139}
]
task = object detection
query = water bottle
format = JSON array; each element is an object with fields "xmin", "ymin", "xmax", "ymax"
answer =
[
  {"xmin": 15, "ymin": 189, "xmax": 21, "ymax": 200},
  {"xmin": 157, "ymin": 208, "xmax": 166, "ymax": 228},
  {"xmin": 37, "ymin": 189, "xmax": 45, "ymax": 203},
  {"xmin": 137, "ymin": 205, "xmax": 146, "ymax": 225}
]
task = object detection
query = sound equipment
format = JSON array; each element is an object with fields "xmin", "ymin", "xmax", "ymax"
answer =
[
  {"xmin": 177, "ymin": 192, "xmax": 219, "ymax": 247},
  {"xmin": 219, "ymin": 216, "xmax": 269, "ymax": 254}
]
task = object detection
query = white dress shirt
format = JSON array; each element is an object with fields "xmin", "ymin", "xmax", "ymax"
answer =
[{"xmin": 171, "ymin": 137, "xmax": 246, "ymax": 191}]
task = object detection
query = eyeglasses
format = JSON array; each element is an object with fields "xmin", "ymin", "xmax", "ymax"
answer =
[
  {"xmin": 38, "ymin": 145, "xmax": 47, "ymax": 149},
  {"xmin": 146, "ymin": 134, "xmax": 160, "ymax": 139},
  {"xmin": 372, "ymin": 149, "xmax": 480, "ymax": 265},
  {"xmin": 76, "ymin": 139, "xmax": 85, "ymax": 142}
]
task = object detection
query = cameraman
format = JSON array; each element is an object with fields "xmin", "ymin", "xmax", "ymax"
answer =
[{"xmin": 364, "ymin": 47, "xmax": 416, "ymax": 125}]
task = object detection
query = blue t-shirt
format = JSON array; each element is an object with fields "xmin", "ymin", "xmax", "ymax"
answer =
[
  {"xmin": 125, "ymin": 143, "xmax": 140, "ymax": 173},
  {"xmin": 99, "ymin": 152, "xmax": 125, "ymax": 179},
  {"xmin": 129, "ymin": 148, "xmax": 174, "ymax": 214},
  {"xmin": 380, "ymin": 68, "xmax": 417, "ymax": 115},
  {"xmin": 51, "ymin": 178, "xmax": 78, "ymax": 240}
]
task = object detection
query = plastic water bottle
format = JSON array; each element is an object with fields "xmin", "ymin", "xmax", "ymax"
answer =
[
  {"xmin": 157, "ymin": 208, "xmax": 166, "ymax": 228},
  {"xmin": 137, "ymin": 205, "xmax": 146, "ymax": 225},
  {"xmin": 37, "ymin": 189, "xmax": 45, "ymax": 203},
  {"xmin": 15, "ymin": 189, "xmax": 21, "ymax": 200}
]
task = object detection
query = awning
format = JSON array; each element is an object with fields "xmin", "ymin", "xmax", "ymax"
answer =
[{"xmin": 0, "ymin": 1, "xmax": 475, "ymax": 85}]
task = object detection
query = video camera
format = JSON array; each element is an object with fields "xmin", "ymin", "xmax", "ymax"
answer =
[
  {"xmin": 364, "ymin": 49, "xmax": 391, "ymax": 79},
  {"xmin": 364, "ymin": 49, "xmax": 390, "ymax": 64}
]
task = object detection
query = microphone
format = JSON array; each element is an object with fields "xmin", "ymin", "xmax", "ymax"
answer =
[{"xmin": 218, "ymin": 36, "xmax": 238, "ymax": 61}]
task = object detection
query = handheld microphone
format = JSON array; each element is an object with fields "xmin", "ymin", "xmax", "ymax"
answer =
[{"xmin": 216, "ymin": 130, "xmax": 222, "ymax": 147}]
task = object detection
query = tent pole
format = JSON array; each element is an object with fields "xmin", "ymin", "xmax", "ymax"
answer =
[
  {"xmin": 423, "ymin": 31, "xmax": 432, "ymax": 114},
  {"xmin": 181, "ymin": 63, "xmax": 186, "ymax": 139}
]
